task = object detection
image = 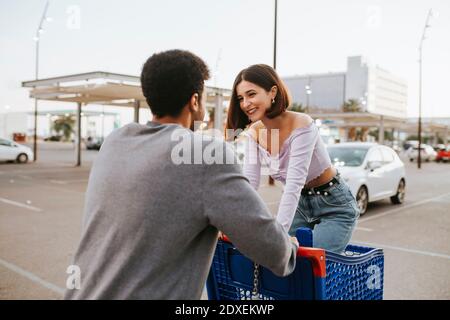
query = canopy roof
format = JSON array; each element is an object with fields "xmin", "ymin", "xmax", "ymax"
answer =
[{"xmin": 22, "ymin": 71, "xmax": 231, "ymax": 108}]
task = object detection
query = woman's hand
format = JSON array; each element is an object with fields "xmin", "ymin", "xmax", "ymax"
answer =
[{"xmin": 290, "ymin": 236, "xmax": 299, "ymax": 246}]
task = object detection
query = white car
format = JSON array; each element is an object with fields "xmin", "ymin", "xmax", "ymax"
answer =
[
  {"xmin": 327, "ymin": 142, "xmax": 406, "ymax": 215},
  {"xmin": 0, "ymin": 138, "xmax": 33, "ymax": 163},
  {"xmin": 406, "ymin": 144, "xmax": 437, "ymax": 162}
]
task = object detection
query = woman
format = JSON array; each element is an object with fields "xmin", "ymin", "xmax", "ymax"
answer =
[{"xmin": 226, "ymin": 64, "xmax": 359, "ymax": 254}]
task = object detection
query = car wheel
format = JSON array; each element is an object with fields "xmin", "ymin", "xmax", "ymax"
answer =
[
  {"xmin": 356, "ymin": 186, "xmax": 369, "ymax": 216},
  {"xmin": 16, "ymin": 153, "xmax": 28, "ymax": 164},
  {"xmin": 390, "ymin": 179, "xmax": 406, "ymax": 205},
  {"xmin": 409, "ymin": 158, "xmax": 414, "ymax": 162}
]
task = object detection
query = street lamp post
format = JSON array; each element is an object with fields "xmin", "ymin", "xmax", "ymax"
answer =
[
  {"xmin": 417, "ymin": 9, "xmax": 434, "ymax": 169},
  {"xmin": 32, "ymin": 0, "xmax": 51, "ymax": 162},
  {"xmin": 305, "ymin": 84, "xmax": 312, "ymax": 112}
]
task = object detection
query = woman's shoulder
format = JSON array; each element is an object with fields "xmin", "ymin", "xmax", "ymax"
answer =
[
  {"xmin": 249, "ymin": 120, "xmax": 265, "ymax": 131},
  {"xmin": 287, "ymin": 111, "xmax": 314, "ymax": 130},
  {"xmin": 247, "ymin": 121, "xmax": 264, "ymax": 140}
]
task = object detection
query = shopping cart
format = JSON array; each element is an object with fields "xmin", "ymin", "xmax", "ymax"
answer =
[{"xmin": 206, "ymin": 228, "xmax": 384, "ymax": 300}]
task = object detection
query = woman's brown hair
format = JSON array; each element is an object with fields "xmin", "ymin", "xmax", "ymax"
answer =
[{"xmin": 226, "ymin": 64, "xmax": 291, "ymax": 132}]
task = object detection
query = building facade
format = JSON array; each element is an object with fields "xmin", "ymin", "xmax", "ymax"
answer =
[{"xmin": 283, "ymin": 56, "xmax": 408, "ymax": 119}]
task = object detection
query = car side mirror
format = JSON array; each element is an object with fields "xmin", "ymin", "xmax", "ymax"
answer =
[{"xmin": 367, "ymin": 161, "xmax": 382, "ymax": 171}]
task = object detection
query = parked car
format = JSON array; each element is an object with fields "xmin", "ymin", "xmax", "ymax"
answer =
[
  {"xmin": 433, "ymin": 144, "xmax": 446, "ymax": 152},
  {"xmin": 327, "ymin": 142, "xmax": 406, "ymax": 216},
  {"xmin": 85, "ymin": 136, "xmax": 103, "ymax": 150},
  {"xmin": 435, "ymin": 146, "xmax": 450, "ymax": 163},
  {"xmin": 44, "ymin": 135, "xmax": 63, "ymax": 142},
  {"xmin": 0, "ymin": 137, "xmax": 33, "ymax": 163},
  {"xmin": 406, "ymin": 144, "xmax": 437, "ymax": 162},
  {"xmin": 403, "ymin": 140, "xmax": 418, "ymax": 151}
]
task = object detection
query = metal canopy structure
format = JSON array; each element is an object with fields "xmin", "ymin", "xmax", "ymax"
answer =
[
  {"xmin": 309, "ymin": 112, "xmax": 449, "ymax": 144},
  {"xmin": 22, "ymin": 71, "xmax": 231, "ymax": 166}
]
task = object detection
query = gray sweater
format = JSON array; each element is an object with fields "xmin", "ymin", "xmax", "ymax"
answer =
[{"xmin": 64, "ymin": 121, "xmax": 297, "ymax": 300}]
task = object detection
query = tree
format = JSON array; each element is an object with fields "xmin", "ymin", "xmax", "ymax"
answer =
[
  {"xmin": 289, "ymin": 102, "xmax": 307, "ymax": 113},
  {"xmin": 342, "ymin": 99, "xmax": 365, "ymax": 141},
  {"xmin": 52, "ymin": 115, "xmax": 75, "ymax": 141},
  {"xmin": 207, "ymin": 107, "xmax": 215, "ymax": 129},
  {"xmin": 369, "ymin": 129, "xmax": 394, "ymax": 142},
  {"xmin": 342, "ymin": 99, "xmax": 362, "ymax": 113},
  {"xmin": 347, "ymin": 127, "xmax": 357, "ymax": 141}
]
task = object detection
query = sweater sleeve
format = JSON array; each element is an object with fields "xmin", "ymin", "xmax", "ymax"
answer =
[
  {"xmin": 203, "ymin": 140, "xmax": 297, "ymax": 277},
  {"xmin": 242, "ymin": 134, "xmax": 261, "ymax": 190},
  {"xmin": 276, "ymin": 125, "xmax": 318, "ymax": 232}
]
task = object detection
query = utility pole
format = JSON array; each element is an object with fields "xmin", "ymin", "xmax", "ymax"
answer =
[
  {"xmin": 33, "ymin": 0, "xmax": 51, "ymax": 161},
  {"xmin": 269, "ymin": 0, "xmax": 278, "ymax": 186}
]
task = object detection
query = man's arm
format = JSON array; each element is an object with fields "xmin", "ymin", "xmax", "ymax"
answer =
[{"xmin": 203, "ymin": 141, "xmax": 297, "ymax": 277}]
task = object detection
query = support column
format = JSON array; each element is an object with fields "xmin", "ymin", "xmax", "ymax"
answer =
[
  {"xmin": 134, "ymin": 100, "xmax": 140, "ymax": 123},
  {"xmin": 214, "ymin": 93, "xmax": 223, "ymax": 132},
  {"xmin": 33, "ymin": 97, "xmax": 38, "ymax": 161},
  {"xmin": 391, "ymin": 127, "xmax": 395, "ymax": 146},
  {"xmin": 378, "ymin": 115, "xmax": 384, "ymax": 144},
  {"xmin": 76, "ymin": 102, "xmax": 82, "ymax": 167}
]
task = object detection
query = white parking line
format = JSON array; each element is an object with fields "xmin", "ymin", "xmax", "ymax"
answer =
[
  {"xmin": 50, "ymin": 179, "xmax": 88, "ymax": 185},
  {"xmin": 5, "ymin": 168, "xmax": 84, "ymax": 175},
  {"xmin": 352, "ymin": 241, "xmax": 450, "ymax": 261},
  {"xmin": 358, "ymin": 191, "xmax": 450, "ymax": 224},
  {"xmin": 50, "ymin": 180, "xmax": 69, "ymax": 185},
  {"xmin": 0, "ymin": 197, "xmax": 42, "ymax": 212},
  {"xmin": 0, "ymin": 258, "xmax": 65, "ymax": 295},
  {"xmin": 354, "ymin": 227, "xmax": 373, "ymax": 232},
  {"xmin": 17, "ymin": 175, "xmax": 33, "ymax": 180}
]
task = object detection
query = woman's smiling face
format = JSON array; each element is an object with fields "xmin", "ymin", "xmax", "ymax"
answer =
[{"xmin": 236, "ymin": 80, "xmax": 276, "ymax": 122}]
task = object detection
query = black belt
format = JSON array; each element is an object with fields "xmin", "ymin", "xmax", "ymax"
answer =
[{"xmin": 301, "ymin": 176, "xmax": 340, "ymax": 196}]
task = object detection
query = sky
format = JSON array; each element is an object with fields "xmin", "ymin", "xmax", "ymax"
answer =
[{"xmin": 1, "ymin": 0, "xmax": 449, "ymax": 120}]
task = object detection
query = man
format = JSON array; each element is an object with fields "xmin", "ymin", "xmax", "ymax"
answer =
[{"xmin": 64, "ymin": 49, "xmax": 298, "ymax": 300}]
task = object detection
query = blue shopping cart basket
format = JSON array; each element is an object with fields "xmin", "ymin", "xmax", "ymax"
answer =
[{"xmin": 206, "ymin": 228, "xmax": 384, "ymax": 300}]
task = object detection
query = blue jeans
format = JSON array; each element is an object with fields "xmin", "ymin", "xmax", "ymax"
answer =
[{"xmin": 288, "ymin": 175, "xmax": 360, "ymax": 254}]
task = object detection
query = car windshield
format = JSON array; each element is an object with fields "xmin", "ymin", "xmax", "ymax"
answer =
[{"xmin": 327, "ymin": 146, "xmax": 369, "ymax": 167}]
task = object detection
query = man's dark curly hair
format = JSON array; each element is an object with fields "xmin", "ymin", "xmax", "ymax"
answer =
[{"xmin": 140, "ymin": 49, "xmax": 210, "ymax": 118}]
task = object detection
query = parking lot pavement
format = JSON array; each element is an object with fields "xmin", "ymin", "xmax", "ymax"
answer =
[{"xmin": 0, "ymin": 147, "xmax": 449, "ymax": 300}]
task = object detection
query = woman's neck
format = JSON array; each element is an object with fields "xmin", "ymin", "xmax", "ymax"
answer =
[{"xmin": 261, "ymin": 111, "xmax": 289, "ymax": 130}]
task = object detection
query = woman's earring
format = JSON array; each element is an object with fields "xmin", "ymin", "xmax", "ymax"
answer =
[{"xmin": 272, "ymin": 98, "xmax": 275, "ymax": 104}]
